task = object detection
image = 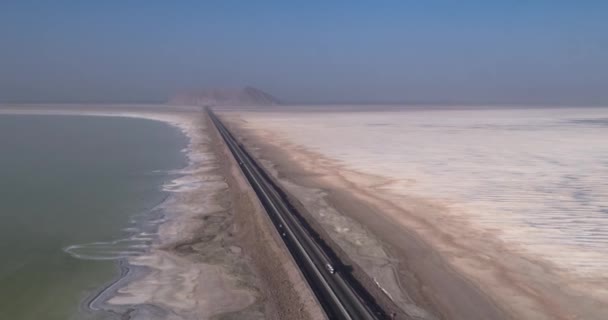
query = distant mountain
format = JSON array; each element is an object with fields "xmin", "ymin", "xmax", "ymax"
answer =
[{"xmin": 168, "ymin": 87, "xmax": 280, "ymax": 106}]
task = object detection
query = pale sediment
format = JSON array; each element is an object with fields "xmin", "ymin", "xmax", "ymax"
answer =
[
  {"xmin": 104, "ymin": 114, "xmax": 264, "ymax": 320},
  {"xmin": 108, "ymin": 111, "xmax": 322, "ymax": 320},
  {"xmin": 220, "ymin": 109, "xmax": 608, "ymax": 320}
]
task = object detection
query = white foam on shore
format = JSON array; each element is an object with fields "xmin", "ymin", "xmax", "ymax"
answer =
[{"xmin": 65, "ymin": 236, "xmax": 156, "ymax": 260}]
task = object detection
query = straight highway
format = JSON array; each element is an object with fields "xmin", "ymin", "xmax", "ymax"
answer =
[{"xmin": 208, "ymin": 108, "xmax": 385, "ymax": 320}]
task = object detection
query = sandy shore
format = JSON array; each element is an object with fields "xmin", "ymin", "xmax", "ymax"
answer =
[
  {"xmin": 0, "ymin": 105, "xmax": 321, "ymax": 320},
  {"xmin": 220, "ymin": 108, "xmax": 608, "ymax": 320}
]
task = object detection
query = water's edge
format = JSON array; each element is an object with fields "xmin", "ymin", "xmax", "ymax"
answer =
[{"xmin": 0, "ymin": 109, "xmax": 192, "ymax": 320}]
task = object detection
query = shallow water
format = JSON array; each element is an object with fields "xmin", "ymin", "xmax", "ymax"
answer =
[
  {"xmin": 237, "ymin": 107, "xmax": 608, "ymax": 277},
  {"xmin": 0, "ymin": 114, "xmax": 186, "ymax": 319}
]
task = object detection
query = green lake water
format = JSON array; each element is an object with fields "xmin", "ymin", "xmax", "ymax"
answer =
[{"xmin": 0, "ymin": 114, "xmax": 187, "ymax": 319}]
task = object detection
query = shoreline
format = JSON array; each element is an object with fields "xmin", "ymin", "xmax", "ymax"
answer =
[
  {"xmin": 0, "ymin": 106, "xmax": 263, "ymax": 319},
  {"xmin": 221, "ymin": 109, "xmax": 608, "ymax": 320},
  {"xmin": 0, "ymin": 105, "xmax": 321, "ymax": 320}
]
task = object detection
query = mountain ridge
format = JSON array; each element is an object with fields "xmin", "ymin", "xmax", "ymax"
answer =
[{"xmin": 168, "ymin": 87, "xmax": 280, "ymax": 106}]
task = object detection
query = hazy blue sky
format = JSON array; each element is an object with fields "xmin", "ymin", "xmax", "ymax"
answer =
[{"xmin": 1, "ymin": 1, "xmax": 606, "ymax": 105}]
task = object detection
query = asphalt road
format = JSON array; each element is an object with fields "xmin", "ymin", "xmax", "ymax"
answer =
[{"xmin": 208, "ymin": 109, "xmax": 385, "ymax": 320}]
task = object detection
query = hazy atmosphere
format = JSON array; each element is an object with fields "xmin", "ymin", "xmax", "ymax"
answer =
[
  {"xmin": 1, "ymin": 0, "xmax": 607, "ymax": 104},
  {"xmin": 2, "ymin": 2, "xmax": 608, "ymax": 320}
]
